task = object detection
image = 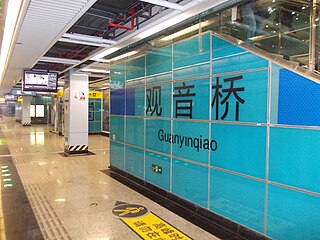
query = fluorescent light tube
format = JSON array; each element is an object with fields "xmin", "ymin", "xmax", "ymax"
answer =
[
  {"xmin": 40, "ymin": 57, "xmax": 81, "ymax": 65},
  {"xmin": 140, "ymin": 0, "xmax": 184, "ymax": 10},
  {"xmin": 81, "ymin": 68, "xmax": 110, "ymax": 74},
  {"xmin": 160, "ymin": 21, "xmax": 211, "ymax": 41},
  {"xmin": 58, "ymin": 38, "xmax": 111, "ymax": 48},
  {"xmin": 62, "ymin": 33, "xmax": 116, "ymax": 45},
  {"xmin": 0, "ymin": 0, "xmax": 23, "ymax": 81},
  {"xmin": 91, "ymin": 47, "xmax": 121, "ymax": 61},
  {"xmin": 110, "ymin": 51, "xmax": 138, "ymax": 61}
]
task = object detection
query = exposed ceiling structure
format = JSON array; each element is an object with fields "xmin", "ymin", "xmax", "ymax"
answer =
[{"xmin": 1, "ymin": 0, "xmax": 233, "ymax": 93}]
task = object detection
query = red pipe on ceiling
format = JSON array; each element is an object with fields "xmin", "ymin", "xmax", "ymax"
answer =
[{"xmin": 108, "ymin": 8, "xmax": 135, "ymax": 30}]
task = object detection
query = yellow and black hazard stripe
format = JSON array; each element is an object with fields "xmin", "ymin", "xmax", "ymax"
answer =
[{"xmin": 22, "ymin": 122, "xmax": 31, "ymax": 126}]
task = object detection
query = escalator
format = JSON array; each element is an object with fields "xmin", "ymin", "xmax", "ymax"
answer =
[{"xmin": 205, "ymin": 0, "xmax": 320, "ymax": 80}]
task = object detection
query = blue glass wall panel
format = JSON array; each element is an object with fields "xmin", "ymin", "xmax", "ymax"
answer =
[
  {"xmin": 212, "ymin": 36, "xmax": 246, "ymax": 58},
  {"xmin": 110, "ymin": 141, "xmax": 125, "ymax": 169},
  {"xmin": 172, "ymin": 121, "xmax": 209, "ymax": 164},
  {"xmin": 126, "ymin": 117, "xmax": 144, "ymax": 148},
  {"xmin": 173, "ymin": 63, "xmax": 210, "ymax": 80},
  {"xmin": 267, "ymin": 185, "xmax": 320, "ymax": 240},
  {"xmin": 211, "ymin": 70, "xmax": 268, "ymax": 123},
  {"xmin": 126, "ymin": 56, "xmax": 145, "ymax": 80},
  {"xmin": 125, "ymin": 88, "xmax": 135, "ymax": 115},
  {"xmin": 94, "ymin": 111, "xmax": 101, "ymax": 121},
  {"xmin": 173, "ymin": 78, "xmax": 210, "ymax": 120},
  {"xmin": 211, "ymin": 124, "xmax": 266, "ymax": 178},
  {"xmin": 278, "ymin": 69, "xmax": 320, "ymax": 126},
  {"xmin": 146, "ymin": 46, "xmax": 172, "ymax": 76},
  {"xmin": 88, "ymin": 122, "xmax": 94, "ymax": 132},
  {"xmin": 270, "ymin": 64, "xmax": 281, "ymax": 124},
  {"xmin": 145, "ymin": 73, "xmax": 171, "ymax": 85},
  {"xmin": 109, "ymin": 32, "xmax": 320, "ymax": 238},
  {"xmin": 145, "ymin": 83, "xmax": 172, "ymax": 118},
  {"xmin": 125, "ymin": 146, "xmax": 144, "ymax": 179},
  {"xmin": 269, "ymin": 127, "xmax": 320, "ymax": 193},
  {"xmin": 212, "ymin": 52, "xmax": 268, "ymax": 75},
  {"xmin": 210, "ymin": 169, "xmax": 265, "ymax": 233},
  {"xmin": 173, "ymin": 33, "xmax": 210, "ymax": 68},
  {"xmin": 110, "ymin": 90, "xmax": 125, "ymax": 115},
  {"xmin": 145, "ymin": 119, "xmax": 171, "ymax": 154},
  {"xmin": 172, "ymin": 159, "xmax": 208, "ymax": 207},
  {"xmin": 110, "ymin": 62, "xmax": 125, "ymax": 88},
  {"xmin": 110, "ymin": 116, "xmax": 124, "ymax": 142},
  {"xmin": 134, "ymin": 87, "xmax": 145, "ymax": 116},
  {"xmin": 145, "ymin": 151, "xmax": 170, "ymax": 191}
]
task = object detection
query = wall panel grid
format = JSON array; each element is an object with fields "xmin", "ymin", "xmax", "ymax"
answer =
[
  {"xmin": 110, "ymin": 32, "xmax": 320, "ymax": 239},
  {"xmin": 88, "ymin": 97, "xmax": 102, "ymax": 133}
]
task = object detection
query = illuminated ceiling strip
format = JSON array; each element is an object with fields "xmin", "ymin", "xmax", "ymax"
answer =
[
  {"xmin": 81, "ymin": 68, "xmax": 110, "ymax": 74},
  {"xmin": 0, "ymin": 0, "xmax": 23, "ymax": 84},
  {"xmin": 58, "ymin": 38, "xmax": 112, "ymax": 48},
  {"xmin": 40, "ymin": 57, "xmax": 81, "ymax": 65},
  {"xmin": 160, "ymin": 21, "xmax": 211, "ymax": 41},
  {"xmin": 61, "ymin": 33, "xmax": 116, "ymax": 45},
  {"xmin": 140, "ymin": 0, "xmax": 184, "ymax": 10},
  {"xmin": 110, "ymin": 51, "xmax": 138, "ymax": 61}
]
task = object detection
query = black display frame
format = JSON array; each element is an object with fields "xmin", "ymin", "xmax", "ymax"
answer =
[{"xmin": 23, "ymin": 70, "xmax": 58, "ymax": 93}]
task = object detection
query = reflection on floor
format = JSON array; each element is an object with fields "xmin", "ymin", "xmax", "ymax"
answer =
[{"xmin": 0, "ymin": 117, "xmax": 218, "ymax": 240}]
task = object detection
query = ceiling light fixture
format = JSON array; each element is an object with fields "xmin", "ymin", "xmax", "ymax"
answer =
[
  {"xmin": 110, "ymin": 51, "xmax": 138, "ymax": 61},
  {"xmin": 0, "ymin": 0, "xmax": 23, "ymax": 82},
  {"xmin": 140, "ymin": 0, "xmax": 184, "ymax": 10},
  {"xmin": 91, "ymin": 47, "xmax": 121, "ymax": 61},
  {"xmin": 59, "ymin": 33, "xmax": 116, "ymax": 48},
  {"xmin": 81, "ymin": 68, "xmax": 110, "ymax": 74},
  {"xmin": 40, "ymin": 57, "xmax": 81, "ymax": 65},
  {"xmin": 136, "ymin": 14, "xmax": 190, "ymax": 39},
  {"xmin": 58, "ymin": 38, "xmax": 111, "ymax": 48},
  {"xmin": 160, "ymin": 21, "xmax": 211, "ymax": 41},
  {"xmin": 61, "ymin": 33, "xmax": 116, "ymax": 44}
]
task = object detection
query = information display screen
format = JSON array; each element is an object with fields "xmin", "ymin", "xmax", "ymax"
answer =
[
  {"xmin": 23, "ymin": 70, "xmax": 58, "ymax": 92},
  {"xmin": 4, "ymin": 94, "xmax": 17, "ymax": 102}
]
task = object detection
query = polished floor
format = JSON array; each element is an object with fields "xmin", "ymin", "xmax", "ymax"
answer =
[{"xmin": 0, "ymin": 117, "xmax": 218, "ymax": 240}]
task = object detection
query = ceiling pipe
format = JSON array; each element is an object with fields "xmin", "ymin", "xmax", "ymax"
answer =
[{"xmin": 108, "ymin": 8, "xmax": 135, "ymax": 30}]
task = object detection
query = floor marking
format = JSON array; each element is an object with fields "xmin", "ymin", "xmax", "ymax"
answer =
[{"xmin": 113, "ymin": 203, "xmax": 192, "ymax": 240}]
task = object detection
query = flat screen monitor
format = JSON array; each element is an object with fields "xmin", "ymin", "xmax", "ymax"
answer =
[{"xmin": 23, "ymin": 70, "xmax": 58, "ymax": 92}]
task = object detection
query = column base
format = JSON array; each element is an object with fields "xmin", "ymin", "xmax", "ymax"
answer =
[{"xmin": 64, "ymin": 145, "xmax": 88, "ymax": 154}]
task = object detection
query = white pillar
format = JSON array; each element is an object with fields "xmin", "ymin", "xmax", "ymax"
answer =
[
  {"xmin": 21, "ymin": 96, "xmax": 31, "ymax": 126},
  {"xmin": 64, "ymin": 70, "xmax": 88, "ymax": 154},
  {"xmin": 15, "ymin": 102, "xmax": 22, "ymax": 122},
  {"xmin": 53, "ymin": 97, "xmax": 59, "ymax": 133}
]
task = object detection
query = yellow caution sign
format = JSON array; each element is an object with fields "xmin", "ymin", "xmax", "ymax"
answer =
[
  {"xmin": 113, "ymin": 203, "xmax": 192, "ymax": 240},
  {"xmin": 18, "ymin": 96, "xmax": 23, "ymax": 103},
  {"xmin": 57, "ymin": 89, "xmax": 64, "ymax": 98},
  {"xmin": 114, "ymin": 206, "xmax": 145, "ymax": 217},
  {"xmin": 0, "ymin": 138, "xmax": 6, "ymax": 145},
  {"xmin": 88, "ymin": 91, "xmax": 102, "ymax": 99}
]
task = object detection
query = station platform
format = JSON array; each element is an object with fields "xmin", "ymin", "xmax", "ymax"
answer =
[{"xmin": 0, "ymin": 117, "xmax": 219, "ymax": 240}]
